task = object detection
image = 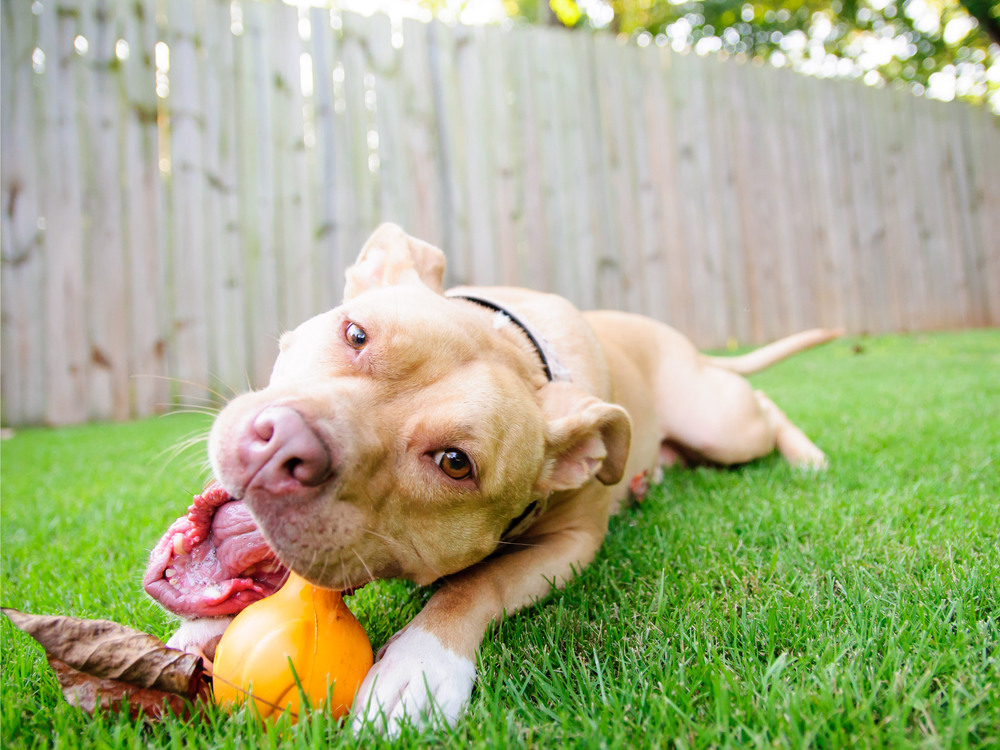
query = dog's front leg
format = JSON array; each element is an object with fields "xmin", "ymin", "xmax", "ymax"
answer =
[{"xmin": 351, "ymin": 517, "xmax": 605, "ymax": 735}]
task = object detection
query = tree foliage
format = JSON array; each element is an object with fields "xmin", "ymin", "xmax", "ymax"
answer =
[{"xmin": 498, "ymin": 0, "xmax": 1000, "ymax": 109}]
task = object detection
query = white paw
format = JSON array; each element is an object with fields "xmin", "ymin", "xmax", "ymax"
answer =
[
  {"xmin": 351, "ymin": 627, "xmax": 476, "ymax": 736},
  {"xmin": 165, "ymin": 616, "xmax": 233, "ymax": 662},
  {"xmin": 793, "ymin": 444, "xmax": 829, "ymax": 471}
]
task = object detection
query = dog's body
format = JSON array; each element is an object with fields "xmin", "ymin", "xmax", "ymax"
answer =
[{"xmin": 147, "ymin": 225, "xmax": 839, "ymax": 732}]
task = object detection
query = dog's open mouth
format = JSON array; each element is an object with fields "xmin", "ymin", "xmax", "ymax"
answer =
[{"xmin": 144, "ymin": 483, "xmax": 290, "ymax": 618}]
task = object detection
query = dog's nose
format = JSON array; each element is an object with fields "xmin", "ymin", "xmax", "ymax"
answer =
[{"xmin": 240, "ymin": 406, "xmax": 333, "ymax": 495}]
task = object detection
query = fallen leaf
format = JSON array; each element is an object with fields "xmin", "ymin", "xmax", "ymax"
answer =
[
  {"xmin": 2, "ymin": 608, "xmax": 210, "ymax": 720},
  {"xmin": 48, "ymin": 658, "xmax": 205, "ymax": 720}
]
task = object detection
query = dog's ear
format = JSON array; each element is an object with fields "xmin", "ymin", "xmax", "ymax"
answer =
[
  {"xmin": 344, "ymin": 224, "xmax": 446, "ymax": 301},
  {"xmin": 535, "ymin": 383, "xmax": 632, "ymax": 494}
]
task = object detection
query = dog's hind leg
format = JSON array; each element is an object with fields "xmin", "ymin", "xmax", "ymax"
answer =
[
  {"xmin": 752, "ymin": 390, "xmax": 828, "ymax": 469},
  {"xmin": 655, "ymin": 363, "xmax": 826, "ymax": 469}
]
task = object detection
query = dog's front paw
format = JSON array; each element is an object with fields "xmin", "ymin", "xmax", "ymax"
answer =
[{"xmin": 351, "ymin": 626, "xmax": 475, "ymax": 736}]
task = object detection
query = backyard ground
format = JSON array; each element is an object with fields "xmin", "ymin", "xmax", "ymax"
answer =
[{"xmin": 1, "ymin": 330, "xmax": 998, "ymax": 748}]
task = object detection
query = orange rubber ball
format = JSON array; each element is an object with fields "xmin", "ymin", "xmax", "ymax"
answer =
[{"xmin": 212, "ymin": 571, "xmax": 373, "ymax": 722}]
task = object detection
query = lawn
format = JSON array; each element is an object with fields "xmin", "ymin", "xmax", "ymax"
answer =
[{"xmin": 2, "ymin": 330, "xmax": 998, "ymax": 749}]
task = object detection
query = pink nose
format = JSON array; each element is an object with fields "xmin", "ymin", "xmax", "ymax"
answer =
[{"xmin": 239, "ymin": 406, "xmax": 333, "ymax": 495}]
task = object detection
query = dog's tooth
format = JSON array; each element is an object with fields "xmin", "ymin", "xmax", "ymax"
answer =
[
  {"xmin": 165, "ymin": 567, "xmax": 176, "ymax": 578},
  {"xmin": 172, "ymin": 533, "xmax": 185, "ymax": 556}
]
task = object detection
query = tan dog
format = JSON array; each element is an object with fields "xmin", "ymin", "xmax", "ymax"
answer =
[{"xmin": 150, "ymin": 224, "xmax": 838, "ymax": 733}]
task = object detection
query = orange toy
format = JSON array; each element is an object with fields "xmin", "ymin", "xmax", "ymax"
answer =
[{"xmin": 212, "ymin": 571, "xmax": 373, "ymax": 721}]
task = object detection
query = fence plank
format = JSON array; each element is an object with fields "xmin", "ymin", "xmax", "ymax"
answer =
[
  {"xmin": 893, "ymin": 91, "xmax": 932, "ymax": 331},
  {"xmin": 966, "ymin": 106, "xmax": 1000, "ymax": 324},
  {"xmin": 426, "ymin": 20, "xmax": 472, "ymax": 284},
  {"xmin": 651, "ymin": 48, "xmax": 694, "ymax": 335},
  {"xmin": 340, "ymin": 13, "xmax": 381, "ymax": 258},
  {"xmin": 121, "ymin": 0, "xmax": 169, "ymax": 414},
  {"xmin": 953, "ymin": 104, "xmax": 989, "ymax": 326},
  {"xmin": 370, "ymin": 13, "xmax": 407, "ymax": 232},
  {"xmin": 457, "ymin": 24, "xmax": 499, "ymax": 286},
  {"xmin": 606, "ymin": 37, "xmax": 646, "ymax": 315},
  {"xmin": 759, "ymin": 66, "xmax": 802, "ymax": 340},
  {"xmin": 869, "ymin": 85, "xmax": 908, "ymax": 331},
  {"xmin": 201, "ymin": 0, "xmax": 247, "ymax": 398},
  {"xmin": 702, "ymin": 56, "xmax": 749, "ymax": 342},
  {"xmin": 310, "ymin": 8, "xmax": 350, "ymax": 306},
  {"xmin": 271, "ymin": 3, "xmax": 316, "ymax": 328},
  {"xmin": 167, "ymin": 0, "xmax": 210, "ymax": 402},
  {"xmin": 38, "ymin": 0, "xmax": 89, "ymax": 425},
  {"xmin": 308, "ymin": 8, "xmax": 336, "ymax": 307},
  {"xmin": 910, "ymin": 95, "xmax": 952, "ymax": 330},
  {"xmin": 726, "ymin": 62, "xmax": 767, "ymax": 342},
  {"xmin": 694, "ymin": 56, "xmax": 733, "ymax": 343},
  {"xmin": 856, "ymin": 83, "xmax": 894, "ymax": 335},
  {"xmin": 1, "ymin": 0, "xmax": 47, "ymax": 425},
  {"xmin": 82, "ymin": 0, "xmax": 129, "ymax": 420},
  {"xmin": 933, "ymin": 99, "xmax": 975, "ymax": 328},
  {"xmin": 566, "ymin": 34, "xmax": 613, "ymax": 309},
  {"xmin": 593, "ymin": 35, "xmax": 635, "ymax": 314},
  {"xmin": 535, "ymin": 28, "xmax": 573, "ymax": 300},
  {"xmin": 396, "ymin": 18, "xmax": 445, "ymax": 250},
  {"xmin": 564, "ymin": 28, "xmax": 598, "ymax": 307},
  {"xmin": 624, "ymin": 38, "xmax": 658, "ymax": 321},
  {"xmin": 823, "ymin": 79, "xmax": 863, "ymax": 334},
  {"xmin": 511, "ymin": 26, "xmax": 551, "ymax": 291},
  {"xmin": 236, "ymin": 1, "xmax": 280, "ymax": 386},
  {"xmin": 481, "ymin": 26, "xmax": 518, "ymax": 286},
  {"xmin": 778, "ymin": 69, "xmax": 821, "ymax": 331}
]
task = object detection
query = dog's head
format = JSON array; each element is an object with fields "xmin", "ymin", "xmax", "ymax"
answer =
[{"xmin": 208, "ymin": 225, "xmax": 631, "ymax": 591}]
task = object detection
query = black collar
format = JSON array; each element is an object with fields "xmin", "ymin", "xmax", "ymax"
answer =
[{"xmin": 451, "ymin": 294, "xmax": 556, "ymax": 382}]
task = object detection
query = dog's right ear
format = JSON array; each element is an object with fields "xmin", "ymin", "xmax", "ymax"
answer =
[
  {"xmin": 535, "ymin": 382, "xmax": 632, "ymax": 495},
  {"xmin": 343, "ymin": 224, "xmax": 446, "ymax": 301}
]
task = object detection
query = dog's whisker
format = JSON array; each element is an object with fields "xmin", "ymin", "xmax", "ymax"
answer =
[
  {"xmin": 351, "ymin": 547, "xmax": 376, "ymax": 586},
  {"xmin": 406, "ymin": 536, "xmax": 445, "ymax": 584},
  {"xmin": 314, "ymin": 550, "xmax": 335, "ymax": 591},
  {"xmin": 359, "ymin": 526, "xmax": 407, "ymax": 549},
  {"xmin": 492, "ymin": 539, "xmax": 543, "ymax": 549},
  {"xmin": 166, "ymin": 407, "xmax": 221, "ymax": 419},
  {"xmin": 153, "ymin": 430, "xmax": 210, "ymax": 463},
  {"xmin": 210, "ymin": 375, "xmax": 246, "ymax": 401},
  {"xmin": 153, "ymin": 402, "xmax": 219, "ymax": 416},
  {"xmin": 150, "ymin": 453, "xmax": 211, "ymax": 487},
  {"xmin": 153, "ymin": 395, "xmax": 221, "ymax": 409},
  {"xmin": 339, "ymin": 555, "xmax": 353, "ymax": 594},
  {"xmin": 171, "ymin": 401, "xmax": 222, "ymax": 413},
  {"xmin": 135, "ymin": 373, "xmax": 234, "ymax": 404},
  {"xmin": 318, "ymin": 558, "xmax": 332, "ymax": 589},
  {"xmin": 149, "ymin": 428, "xmax": 213, "ymax": 485},
  {"xmin": 171, "ymin": 391, "xmax": 223, "ymax": 404}
]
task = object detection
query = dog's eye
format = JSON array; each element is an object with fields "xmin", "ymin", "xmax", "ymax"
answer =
[
  {"xmin": 345, "ymin": 322, "xmax": 368, "ymax": 350},
  {"xmin": 434, "ymin": 449, "xmax": 473, "ymax": 481}
]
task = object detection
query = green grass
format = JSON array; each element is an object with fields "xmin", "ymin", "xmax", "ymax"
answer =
[{"xmin": 2, "ymin": 330, "xmax": 998, "ymax": 748}]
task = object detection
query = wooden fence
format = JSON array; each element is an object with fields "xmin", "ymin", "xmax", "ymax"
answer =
[{"xmin": 2, "ymin": 0, "xmax": 999, "ymax": 426}]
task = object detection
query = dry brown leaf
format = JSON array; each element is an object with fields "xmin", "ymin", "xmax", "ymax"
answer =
[
  {"xmin": 48, "ymin": 658, "xmax": 207, "ymax": 720},
  {"xmin": 2, "ymin": 608, "xmax": 210, "ymax": 720}
]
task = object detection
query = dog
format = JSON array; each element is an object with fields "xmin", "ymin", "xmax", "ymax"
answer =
[{"xmin": 145, "ymin": 224, "xmax": 839, "ymax": 733}]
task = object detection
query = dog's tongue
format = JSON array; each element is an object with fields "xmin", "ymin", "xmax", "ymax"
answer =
[{"xmin": 144, "ymin": 483, "xmax": 289, "ymax": 617}]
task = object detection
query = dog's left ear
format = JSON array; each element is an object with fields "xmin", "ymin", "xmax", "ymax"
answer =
[
  {"xmin": 536, "ymin": 383, "xmax": 632, "ymax": 494},
  {"xmin": 344, "ymin": 224, "xmax": 446, "ymax": 301}
]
